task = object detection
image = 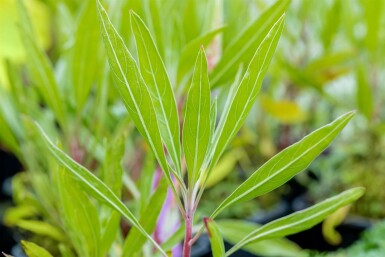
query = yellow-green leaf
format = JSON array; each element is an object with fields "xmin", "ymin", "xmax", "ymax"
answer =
[
  {"xmin": 21, "ymin": 241, "xmax": 54, "ymax": 257},
  {"xmin": 226, "ymin": 188, "xmax": 365, "ymax": 256},
  {"xmin": 204, "ymin": 218, "xmax": 225, "ymax": 257},
  {"xmin": 211, "ymin": 112, "xmax": 355, "ymax": 218},
  {"xmin": 130, "ymin": 11, "xmax": 181, "ymax": 174},
  {"xmin": 260, "ymin": 96, "xmax": 306, "ymax": 124},
  {"xmin": 183, "ymin": 48, "xmax": 211, "ymax": 187}
]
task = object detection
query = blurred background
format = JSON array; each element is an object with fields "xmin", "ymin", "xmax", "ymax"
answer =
[{"xmin": 0, "ymin": 0, "xmax": 384, "ymax": 256}]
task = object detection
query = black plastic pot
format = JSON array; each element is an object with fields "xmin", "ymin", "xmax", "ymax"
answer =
[
  {"xmin": 0, "ymin": 149, "xmax": 22, "ymax": 200},
  {"xmin": 1, "ymin": 200, "xmax": 17, "ymax": 254},
  {"xmin": 191, "ymin": 234, "xmax": 211, "ymax": 257},
  {"xmin": 1, "ymin": 149, "xmax": 23, "ymax": 254}
]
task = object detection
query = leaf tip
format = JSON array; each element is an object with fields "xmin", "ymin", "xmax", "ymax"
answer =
[{"xmin": 203, "ymin": 217, "xmax": 213, "ymax": 237}]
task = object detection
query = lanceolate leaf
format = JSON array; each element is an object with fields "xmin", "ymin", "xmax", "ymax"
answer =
[
  {"xmin": 34, "ymin": 122, "xmax": 167, "ymax": 257},
  {"xmin": 21, "ymin": 241, "xmax": 54, "ymax": 257},
  {"xmin": 210, "ymin": 0, "xmax": 290, "ymax": 86},
  {"xmin": 226, "ymin": 188, "xmax": 365, "ymax": 256},
  {"xmin": 122, "ymin": 178, "xmax": 168, "ymax": 256},
  {"xmin": 16, "ymin": 220, "xmax": 65, "ymax": 242},
  {"xmin": 218, "ymin": 220, "xmax": 303, "ymax": 257},
  {"xmin": 177, "ymin": 27, "xmax": 225, "ymax": 84},
  {"xmin": 211, "ymin": 112, "xmax": 355, "ymax": 218},
  {"xmin": 183, "ymin": 48, "xmax": 211, "ymax": 187},
  {"xmin": 97, "ymin": 2, "xmax": 184, "ymax": 199},
  {"xmin": 17, "ymin": 0, "xmax": 65, "ymax": 126},
  {"xmin": 130, "ymin": 11, "xmax": 181, "ymax": 175},
  {"xmin": 56, "ymin": 167, "xmax": 101, "ymax": 257},
  {"xmin": 71, "ymin": 0, "xmax": 100, "ymax": 112},
  {"xmin": 356, "ymin": 64, "xmax": 373, "ymax": 120},
  {"xmin": 206, "ymin": 16, "xmax": 285, "ymax": 190},
  {"xmin": 204, "ymin": 218, "xmax": 225, "ymax": 257}
]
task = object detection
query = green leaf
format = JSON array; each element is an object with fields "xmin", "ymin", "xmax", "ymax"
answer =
[
  {"xmin": 97, "ymin": 1, "xmax": 184, "ymax": 201},
  {"xmin": 217, "ymin": 220, "xmax": 303, "ymax": 257},
  {"xmin": 99, "ymin": 135, "xmax": 125, "ymax": 256},
  {"xmin": 206, "ymin": 15, "xmax": 285, "ymax": 188},
  {"xmin": 322, "ymin": 205, "xmax": 350, "ymax": 245},
  {"xmin": 226, "ymin": 188, "xmax": 365, "ymax": 256},
  {"xmin": 16, "ymin": 220, "xmax": 65, "ymax": 242},
  {"xmin": 320, "ymin": 0, "xmax": 341, "ymax": 51},
  {"xmin": 138, "ymin": 152, "xmax": 156, "ymax": 214},
  {"xmin": 17, "ymin": 0, "xmax": 65, "ymax": 126},
  {"xmin": 210, "ymin": 0, "xmax": 290, "ymax": 86},
  {"xmin": 205, "ymin": 149, "xmax": 244, "ymax": 188},
  {"xmin": 212, "ymin": 112, "xmax": 355, "ymax": 218},
  {"xmin": 71, "ymin": 0, "xmax": 100, "ymax": 112},
  {"xmin": 183, "ymin": 48, "xmax": 211, "ymax": 186},
  {"xmin": 21, "ymin": 241, "xmax": 54, "ymax": 257},
  {"xmin": 363, "ymin": 0, "xmax": 383, "ymax": 52},
  {"xmin": 101, "ymin": 134, "xmax": 124, "ymax": 197},
  {"xmin": 33, "ymin": 122, "xmax": 167, "ymax": 257},
  {"xmin": 55, "ymin": 166, "xmax": 101, "ymax": 257},
  {"xmin": 204, "ymin": 218, "xmax": 225, "ymax": 257},
  {"xmin": 260, "ymin": 95, "xmax": 306, "ymax": 124},
  {"xmin": 130, "ymin": 11, "xmax": 181, "ymax": 174},
  {"xmin": 142, "ymin": 0, "xmax": 165, "ymax": 58},
  {"xmin": 161, "ymin": 224, "xmax": 185, "ymax": 252},
  {"xmin": 177, "ymin": 27, "xmax": 225, "ymax": 84},
  {"xmin": 122, "ymin": 178, "xmax": 168, "ymax": 256},
  {"xmin": 58, "ymin": 244, "xmax": 77, "ymax": 257},
  {"xmin": 3, "ymin": 205, "xmax": 39, "ymax": 226},
  {"xmin": 0, "ymin": 110, "xmax": 19, "ymax": 154},
  {"xmin": 356, "ymin": 64, "xmax": 373, "ymax": 120}
]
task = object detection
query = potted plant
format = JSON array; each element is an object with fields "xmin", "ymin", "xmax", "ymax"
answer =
[{"xmin": 1, "ymin": 1, "xmax": 366, "ymax": 257}]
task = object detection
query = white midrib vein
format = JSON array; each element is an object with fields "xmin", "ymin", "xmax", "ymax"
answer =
[
  {"xmin": 209, "ymin": 19, "xmax": 282, "ymax": 179},
  {"xmin": 99, "ymin": 5, "xmax": 186, "ymax": 208},
  {"xmin": 42, "ymin": 125, "xmax": 168, "ymax": 256},
  {"xmin": 228, "ymin": 192, "xmax": 358, "ymax": 255},
  {"xmin": 213, "ymin": 115, "xmax": 349, "ymax": 219},
  {"xmin": 192, "ymin": 52, "xmax": 205, "ymax": 184},
  {"xmin": 98, "ymin": 8, "xmax": 169, "ymax": 257},
  {"xmin": 133, "ymin": 17, "xmax": 182, "ymax": 176},
  {"xmin": 100, "ymin": 7, "xmax": 167, "ymax": 174}
]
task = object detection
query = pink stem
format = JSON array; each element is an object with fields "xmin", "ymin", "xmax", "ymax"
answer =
[{"xmin": 182, "ymin": 213, "xmax": 192, "ymax": 257}]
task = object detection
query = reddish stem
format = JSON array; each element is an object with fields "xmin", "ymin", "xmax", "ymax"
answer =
[{"xmin": 182, "ymin": 214, "xmax": 192, "ymax": 257}]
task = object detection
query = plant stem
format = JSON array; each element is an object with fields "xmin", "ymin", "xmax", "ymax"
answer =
[
  {"xmin": 183, "ymin": 195, "xmax": 194, "ymax": 257},
  {"xmin": 182, "ymin": 214, "xmax": 192, "ymax": 257}
]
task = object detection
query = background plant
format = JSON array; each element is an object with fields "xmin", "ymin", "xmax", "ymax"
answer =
[{"xmin": 0, "ymin": 0, "xmax": 371, "ymax": 257}]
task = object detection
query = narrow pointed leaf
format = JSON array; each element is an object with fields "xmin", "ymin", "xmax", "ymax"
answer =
[
  {"xmin": 356, "ymin": 65, "xmax": 373, "ymax": 120},
  {"xmin": 71, "ymin": 0, "xmax": 99, "ymax": 112},
  {"xmin": 16, "ymin": 220, "xmax": 65, "ymax": 242},
  {"xmin": 17, "ymin": 0, "xmax": 65, "ymax": 125},
  {"xmin": 122, "ymin": 178, "xmax": 168, "ymax": 256},
  {"xmin": 55, "ymin": 167, "xmax": 100, "ymax": 257},
  {"xmin": 226, "ymin": 188, "xmax": 365, "ymax": 256},
  {"xmin": 34, "ymin": 122, "xmax": 167, "ymax": 257},
  {"xmin": 204, "ymin": 218, "xmax": 225, "ymax": 257},
  {"xmin": 97, "ymin": 2, "xmax": 183, "ymax": 198},
  {"xmin": 210, "ymin": 97, "xmax": 218, "ymax": 138},
  {"xmin": 218, "ymin": 220, "xmax": 303, "ymax": 257},
  {"xmin": 130, "ymin": 11, "xmax": 181, "ymax": 174},
  {"xmin": 177, "ymin": 27, "xmax": 225, "ymax": 84},
  {"xmin": 183, "ymin": 48, "xmax": 211, "ymax": 186},
  {"xmin": 210, "ymin": 0, "xmax": 290, "ymax": 86},
  {"xmin": 207, "ymin": 16, "xmax": 284, "ymax": 186},
  {"xmin": 21, "ymin": 241, "xmax": 54, "ymax": 257},
  {"xmin": 212, "ymin": 112, "xmax": 355, "ymax": 218}
]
